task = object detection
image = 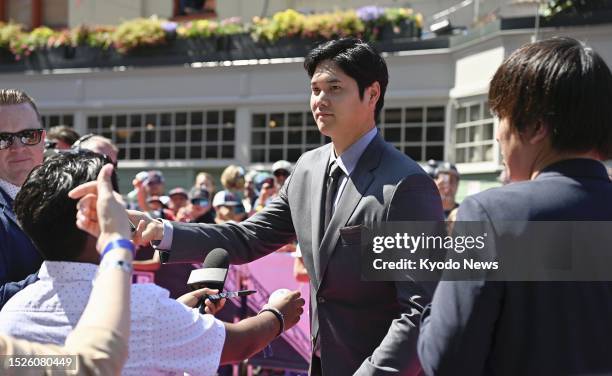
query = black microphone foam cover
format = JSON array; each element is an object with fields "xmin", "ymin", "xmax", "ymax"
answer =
[
  {"xmin": 202, "ymin": 248, "xmax": 230, "ymax": 269},
  {"xmin": 187, "ymin": 248, "xmax": 229, "ymax": 292}
]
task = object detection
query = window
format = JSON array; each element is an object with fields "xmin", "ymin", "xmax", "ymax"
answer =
[
  {"xmin": 86, "ymin": 109, "xmax": 235, "ymax": 161},
  {"xmin": 251, "ymin": 105, "xmax": 445, "ymax": 163},
  {"xmin": 454, "ymin": 101, "xmax": 495, "ymax": 163},
  {"xmin": 251, "ymin": 111, "xmax": 329, "ymax": 163},
  {"xmin": 41, "ymin": 113, "xmax": 74, "ymax": 128},
  {"xmin": 380, "ymin": 105, "xmax": 445, "ymax": 161}
]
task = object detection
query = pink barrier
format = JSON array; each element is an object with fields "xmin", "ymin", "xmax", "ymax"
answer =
[{"xmin": 225, "ymin": 252, "xmax": 312, "ymax": 361}]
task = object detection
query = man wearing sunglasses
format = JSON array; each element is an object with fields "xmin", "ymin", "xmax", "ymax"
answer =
[{"xmin": 0, "ymin": 89, "xmax": 46, "ymax": 309}]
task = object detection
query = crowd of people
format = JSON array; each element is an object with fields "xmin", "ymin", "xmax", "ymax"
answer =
[
  {"xmin": 0, "ymin": 34, "xmax": 611, "ymax": 376},
  {"xmin": 42, "ymin": 123, "xmax": 303, "ymax": 298}
]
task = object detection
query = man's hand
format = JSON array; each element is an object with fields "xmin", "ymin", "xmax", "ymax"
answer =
[
  {"xmin": 68, "ymin": 164, "xmax": 132, "ymax": 252},
  {"xmin": 265, "ymin": 290, "xmax": 305, "ymax": 331},
  {"xmin": 127, "ymin": 210, "xmax": 164, "ymax": 245},
  {"xmin": 177, "ymin": 288, "xmax": 227, "ymax": 315}
]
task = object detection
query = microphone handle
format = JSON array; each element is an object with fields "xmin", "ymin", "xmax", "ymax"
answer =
[{"xmin": 197, "ymin": 294, "xmax": 209, "ymax": 314}]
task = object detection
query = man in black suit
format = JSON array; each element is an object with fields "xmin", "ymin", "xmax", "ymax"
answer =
[
  {"xmin": 418, "ymin": 37, "xmax": 612, "ymax": 375},
  {"xmin": 0, "ymin": 89, "xmax": 45, "ymax": 308},
  {"xmin": 122, "ymin": 38, "xmax": 443, "ymax": 375}
]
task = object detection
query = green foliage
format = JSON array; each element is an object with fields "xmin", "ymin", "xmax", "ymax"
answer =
[
  {"xmin": 112, "ymin": 17, "xmax": 166, "ymax": 53},
  {"xmin": 177, "ymin": 17, "xmax": 243, "ymax": 39},
  {"xmin": 0, "ymin": 6, "xmax": 424, "ymax": 60},
  {"xmin": 8, "ymin": 26, "xmax": 55, "ymax": 58},
  {"xmin": 0, "ymin": 22, "xmax": 25, "ymax": 49},
  {"xmin": 251, "ymin": 9, "xmax": 306, "ymax": 42},
  {"xmin": 178, "ymin": 19, "xmax": 218, "ymax": 39},
  {"xmin": 301, "ymin": 10, "xmax": 365, "ymax": 40},
  {"xmin": 85, "ymin": 26, "xmax": 114, "ymax": 49},
  {"xmin": 384, "ymin": 8, "xmax": 423, "ymax": 29}
]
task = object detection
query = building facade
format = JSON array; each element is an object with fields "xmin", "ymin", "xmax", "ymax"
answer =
[{"xmin": 1, "ymin": 2, "xmax": 610, "ymax": 198}]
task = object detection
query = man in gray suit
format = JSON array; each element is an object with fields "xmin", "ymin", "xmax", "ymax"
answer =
[
  {"xmin": 128, "ymin": 38, "xmax": 443, "ymax": 375},
  {"xmin": 418, "ymin": 37, "xmax": 612, "ymax": 375}
]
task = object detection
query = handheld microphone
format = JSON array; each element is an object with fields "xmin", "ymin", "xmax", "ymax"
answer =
[
  {"xmin": 207, "ymin": 289, "xmax": 257, "ymax": 302},
  {"xmin": 187, "ymin": 248, "xmax": 229, "ymax": 314}
]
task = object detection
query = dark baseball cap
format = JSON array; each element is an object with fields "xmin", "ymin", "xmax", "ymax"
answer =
[
  {"xmin": 190, "ymin": 187, "xmax": 210, "ymax": 207},
  {"xmin": 168, "ymin": 187, "xmax": 188, "ymax": 199},
  {"xmin": 145, "ymin": 170, "xmax": 165, "ymax": 186}
]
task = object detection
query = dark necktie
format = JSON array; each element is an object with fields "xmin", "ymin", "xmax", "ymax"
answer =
[{"xmin": 324, "ymin": 161, "xmax": 343, "ymax": 231}]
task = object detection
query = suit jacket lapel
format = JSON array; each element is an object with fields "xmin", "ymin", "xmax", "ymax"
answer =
[
  {"xmin": 315, "ymin": 134, "xmax": 385, "ymax": 291},
  {"xmin": 0, "ymin": 187, "xmax": 18, "ymax": 225},
  {"xmin": 310, "ymin": 144, "xmax": 332, "ymax": 282}
]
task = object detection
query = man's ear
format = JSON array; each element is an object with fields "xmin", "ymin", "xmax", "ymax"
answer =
[
  {"xmin": 367, "ymin": 82, "xmax": 381, "ymax": 107},
  {"xmin": 527, "ymin": 121, "xmax": 550, "ymax": 145}
]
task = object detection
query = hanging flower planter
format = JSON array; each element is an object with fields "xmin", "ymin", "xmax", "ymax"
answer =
[{"xmin": 0, "ymin": 7, "xmax": 425, "ymax": 71}]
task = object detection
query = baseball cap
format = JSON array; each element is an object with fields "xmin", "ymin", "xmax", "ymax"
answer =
[
  {"xmin": 135, "ymin": 171, "xmax": 149, "ymax": 182},
  {"xmin": 254, "ymin": 172, "xmax": 274, "ymax": 194},
  {"xmin": 190, "ymin": 187, "xmax": 210, "ymax": 207},
  {"xmin": 212, "ymin": 190, "xmax": 240, "ymax": 208},
  {"xmin": 272, "ymin": 160, "xmax": 292, "ymax": 175},
  {"xmin": 145, "ymin": 170, "xmax": 165, "ymax": 186},
  {"xmin": 245, "ymin": 169, "xmax": 259, "ymax": 183},
  {"xmin": 168, "ymin": 187, "xmax": 188, "ymax": 199}
]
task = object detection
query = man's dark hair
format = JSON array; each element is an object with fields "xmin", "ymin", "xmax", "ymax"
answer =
[
  {"xmin": 14, "ymin": 151, "xmax": 118, "ymax": 261},
  {"xmin": 489, "ymin": 37, "xmax": 612, "ymax": 157},
  {"xmin": 304, "ymin": 38, "xmax": 389, "ymax": 120},
  {"xmin": 47, "ymin": 125, "xmax": 80, "ymax": 146}
]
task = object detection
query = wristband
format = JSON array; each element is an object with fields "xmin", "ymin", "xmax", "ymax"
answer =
[
  {"xmin": 101, "ymin": 238, "xmax": 134, "ymax": 259},
  {"xmin": 258, "ymin": 307, "xmax": 284, "ymax": 337},
  {"xmin": 99, "ymin": 257, "xmax": 133, "ymax": 274}
]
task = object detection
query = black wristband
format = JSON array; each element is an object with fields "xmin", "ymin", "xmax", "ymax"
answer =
[{"xmin": 258, "ymin": 307, "xmax": 284, "ymax": 337}]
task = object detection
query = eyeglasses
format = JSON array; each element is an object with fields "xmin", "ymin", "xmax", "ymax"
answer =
[{"xmin": 0, "ymin": 129, "xmax": 44, "ymax": 150}]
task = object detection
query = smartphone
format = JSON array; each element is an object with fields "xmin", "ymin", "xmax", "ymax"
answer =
[{"xmin": 207, "ymin": 290, "xmax": 257, "ymax": 302}]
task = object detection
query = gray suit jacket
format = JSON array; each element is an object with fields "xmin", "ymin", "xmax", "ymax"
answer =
[
  {"xmin": 418, "ymin": 159, "xmax": 612, "ymax": 376},
  {"xmin": 166, "ymin": 132, "xmax": 444, "ymax": 375}
]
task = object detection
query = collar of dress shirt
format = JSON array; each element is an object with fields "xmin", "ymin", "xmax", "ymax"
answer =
[
  {"xmin": 0, "ymin": 179, "xmax": 20, "ymax": 200},
  {"xmin": 329, "ymin": 126, "xmax": 378, "ymax": 176},
  {"xmin": 38, "ymin": 261, "xmax": 98, "ymax": 282}
]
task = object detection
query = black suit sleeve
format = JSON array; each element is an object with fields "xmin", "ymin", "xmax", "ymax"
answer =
[
  {"xmin": 417, "ymin": 196, "xmax": 504, "ymax": 376},
  {"xmin": 167, "ymin": 173, "xmax": 297, "ymax": 265},
  {"xmin": 356, "ymin": 174, "xmax": 444, "ymax": 375}
]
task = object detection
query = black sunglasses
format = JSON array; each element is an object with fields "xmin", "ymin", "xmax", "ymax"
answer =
[
  {"xmin": 0, "ymin": 129, "xmax": 44, "ymax": 150},
  {"xmin": 191, "ymin": 198, "xmax": 209, "ymax": 206}
]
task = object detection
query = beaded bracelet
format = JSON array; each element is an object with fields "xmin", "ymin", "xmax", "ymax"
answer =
[{"xmin": 258, "ymin": 307, "xmax": 284, "ymax": 337}]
